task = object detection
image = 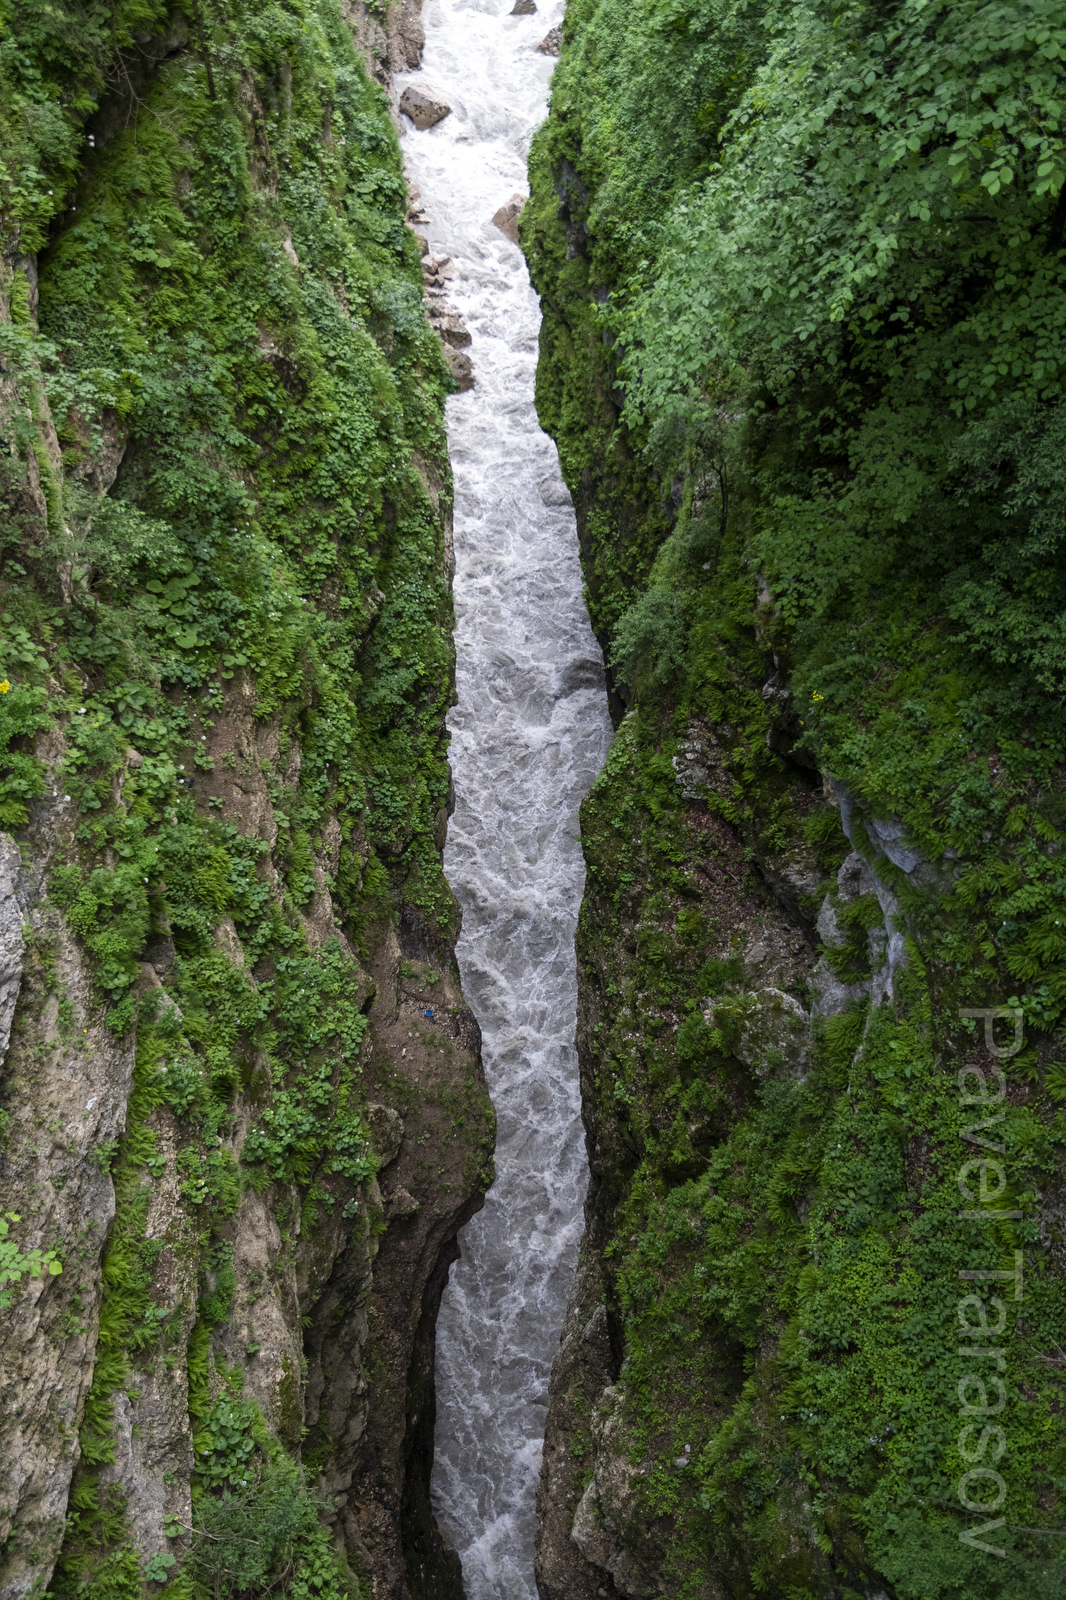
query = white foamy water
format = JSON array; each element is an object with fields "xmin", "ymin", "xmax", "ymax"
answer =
[{"xmin": 395, "ymin": 10, "xmax": 613, "ymax": 1597}]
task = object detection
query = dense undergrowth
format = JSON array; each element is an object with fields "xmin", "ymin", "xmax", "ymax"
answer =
[
  {"xmin": 526, "ymin": 1, "xmax": 1066, "ymax": 1595},
  {"xmin": 0, "ymin": 0, "xmax": 458, "ymax": 1594}
]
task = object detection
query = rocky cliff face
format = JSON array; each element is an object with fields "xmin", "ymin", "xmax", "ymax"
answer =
[{"xmin": 0, "ymin": 3, "xmax": 490, "ymax": 1598}]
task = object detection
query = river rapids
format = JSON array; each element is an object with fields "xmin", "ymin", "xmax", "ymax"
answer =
[{"xmin": 396, "ymin": 8, "xmax": 613, "ymax": 1596}]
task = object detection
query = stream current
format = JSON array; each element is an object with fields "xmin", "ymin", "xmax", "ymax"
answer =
[{"xmin": 396, "ymin": 9, "xmax": 613, "ymax": 1596}]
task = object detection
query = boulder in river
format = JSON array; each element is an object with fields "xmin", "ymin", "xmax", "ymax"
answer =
[
  {"xmin": 537, "ymin": 24, "xmax": 562, "ymax": 52},
  {"xmin": 446, "ymin": 349, "xmax": 474, "ymax": 391},
  {"xmin": 434, "ymin": 310, "xmax": 472, "ymax": 348},
  {"xmin": 399, "ymin": 82, "xmax": 451, "ymax": 129},
  {"xmin": 510, "ymin": 0, "xmax": 537, "ymax": 13},
  {"xmin": 492, "ymin": 192, "xmax": 527, "ymax": 244}
]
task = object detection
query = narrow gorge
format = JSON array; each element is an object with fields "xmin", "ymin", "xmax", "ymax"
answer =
[
  {"xmin": 2, "ymin": 2, "xmax": 1066, "ymax": 1600},
  {"xmin": 393, "ymin": 8, "xmax": 612, "ymax": 1596}
]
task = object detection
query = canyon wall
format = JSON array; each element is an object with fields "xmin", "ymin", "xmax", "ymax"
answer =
[
  {"xmin": 0, "ymin": 3, "xmax": 489, "ymax": 1599},
  {"xmin": 525, "ymin": 3, "xmax": 1066, "ymax": 1597}
]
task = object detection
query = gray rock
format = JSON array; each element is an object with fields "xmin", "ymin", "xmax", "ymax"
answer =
[
  {"xmin": 809, "ymin": 851, "xmax": 877, "ymax": 1018},
  {"xmin": 755, "ymin": 839, "xmax": 824, "ymax": 933},
  {"xmin": 539, "ymin": 476, "xmax": 573, "ymax": 507},
  {"xmin": 702, "ymin": 987, "xmax": 812, "ymax": 1080},
  {"xmin": 569, "ymin": 1391, "xmax": 665, "ymax": 1596},
  {"xmin": 510, "ymin": 0, "xmax": 537, "ymax": 12},
  {"xmin": 0, "ymin": 890, "xmax": 136, "ymax": 1600},
  {"xmin": 434, "ymin": 310, "xmax": 472, "ymax": 348},
  {"xmin": 386, "ymin": 1186, "xmax": 420, "ymax": 1220},
  {"xmin": 833, "ymin": 781, "xmax": 926, "ymax": 875},
  {"xmin": 366, "ymin": 1102, "xmax": 404, "ymax": 1169},
  {"xmin": 399, "ymin": 83, "xmax": 451, "ymax": 130},
  {"xmin": 446, "ymin": 348, "xmax": 474, "ymax": 390},
  {"xmin": 828, "ymin": 781, "xmax": 948, "ymax": 1005},
  {"xmin": 0, "ymin": 834, "xmax": 26, "ymax": 1070},
  {"xmin": 537, "ymin": 24, "xmax": 562, "ymax": 53},
  {"xmin": 491, "ymin": 192, "xmax": 527, "ymax": 244},
  {"xmin": 808, "ymin": 839, "xmax": 913, "ymax": 1015}
]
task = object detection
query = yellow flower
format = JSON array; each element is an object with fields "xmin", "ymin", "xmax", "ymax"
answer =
[
  {"xmin": 811, "ymin": 690, "xmax": 824, "ymax": 702},
  {"xmin": 0, "ymin": 681, "xmax": 9, "ymax": 695}
]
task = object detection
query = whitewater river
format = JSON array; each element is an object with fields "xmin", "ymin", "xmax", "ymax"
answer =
[{"xmin": 396, "ymin": 8, "xmax": 613, "ymax": 1597}]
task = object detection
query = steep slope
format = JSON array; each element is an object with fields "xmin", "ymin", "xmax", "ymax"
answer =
[
  {"xmin": 0, "ymin": 4, "xmax": 491, "ymax": 1599},
  {"xmin": 525, "ymin": 3, "xmax": 1066, "ymax": 1597}
]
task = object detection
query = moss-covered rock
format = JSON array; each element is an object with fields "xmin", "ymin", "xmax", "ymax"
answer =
[{"xmin": 0, "ymin": 2, "xmax": 490, "ymax": 1597}]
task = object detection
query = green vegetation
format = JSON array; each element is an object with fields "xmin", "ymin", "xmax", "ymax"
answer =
[
  {"xmin": 0, "ymin": 0, "xmax": 460, "ymax": 1592},
  {"xmin": 0, "ymin": 1211, "xmax": 62, "ymax": 1306},
  {"xmin": 526, "ymin": 1, "xmax": 1066, "ymax": 1594},
  {"xmin": 183, "ymin": 1458, "xmax": 352, "ymax": 1600}
]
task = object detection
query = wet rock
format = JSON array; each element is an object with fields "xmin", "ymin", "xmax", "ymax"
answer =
[
  {"xmin": 510, "ymin": 0, "xmax": 537, "ymax": 12},
  {"xmin": 555, "ymin": 158, "xmax": 590, "ymax": 259},
  {"xmin": 399, "ymin": 82, "xmax": 451, "ymax": 129},
  {"xmin": 492, "ymin": 192, "xmax": 527, "ymax": 244},
  {"xmin": 535, "ymin": 1245, "xmax": 624, "ymax": 1600},
  {"xmin": 346, "ymin": 0, "xmax": 424, "ymax": 83},
  {"xmin": 446, "ymin": 348, "xmax": 474, "ymax": 391},
  {"xmin": 330, "ymin": 934, "xmax": 494, "ymax": 1598},
  {"xmin": 537, "ymin": 24, "xmax": 562, "ymax": 53},
  {"xmin": 539, "ymin": 475, "xmax": 573, "ymax": 507},
  {"xmin": 393, "ymin": 0, "xmax": 425, "ymax": 69},
  {"xmin": 434, "ymin": 310, "xmax": 472, "ymax": 348}
]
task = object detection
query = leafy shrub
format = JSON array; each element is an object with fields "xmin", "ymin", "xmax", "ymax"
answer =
[
  {"xmin": 610, "ymin": 588, "xmax": 687, "ymax": 691},
  {"xmin": 142, "ymin": 1552, "xmax": 176, "ymax": 1584},
  {"xmin": 0, "ymin": 680, "xmax": 49, "ymax": 825},
  {"xmin": 195, "ymin": 1398, "xmax": 261, "ymax": 1492},
  {"xmin": 187, "ymin": 1457, "xmax": 354, "ymax": 1600},
  {"xmin": 160, "ymin": 1054, "xmax": 205, "ymax": 1118}
]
